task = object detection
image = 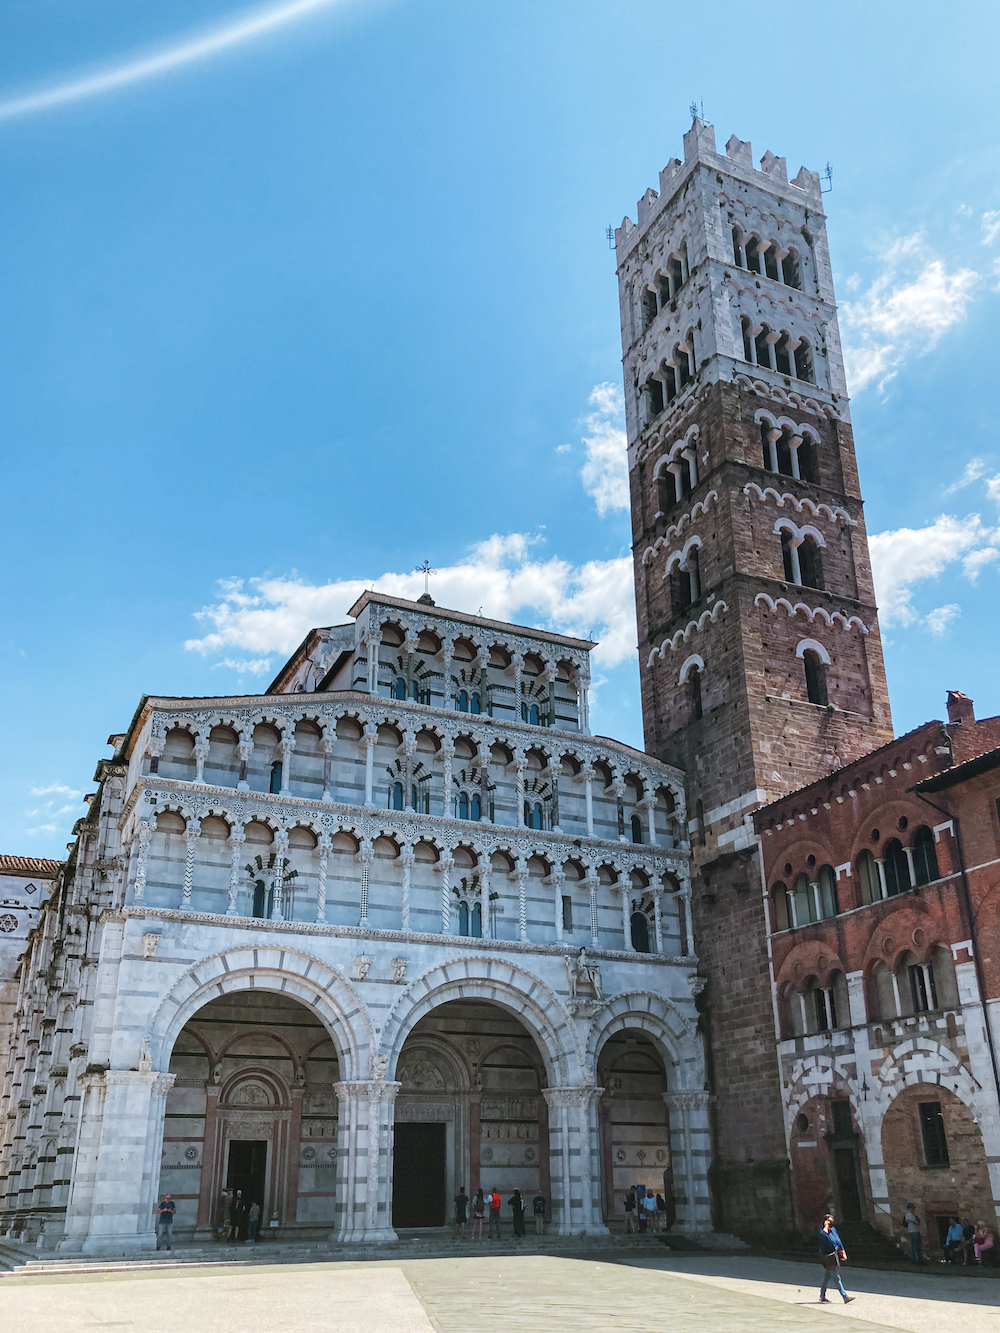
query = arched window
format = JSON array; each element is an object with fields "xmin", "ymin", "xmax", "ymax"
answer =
[
  {"xmin": 797, "ymin": 436, "xmax": 815, "ymax": 483},
  {"xmin": 789, "ymin": 872, "xmax": 813, "ymax": 926},
  {"xmin": 762, "ymin": 243, "xmax": 779, "ymax": 282},
  {"xmin": 470, "ymin": 692, "xmax": 481, "ymax": 715},
  {"xmin": 631, "ymin": 911, "xmax": 651, "ymax": 953},
  {"xmin": 647, "ymin": 377, "xmax": 665, "ymax": 419},
  {"xmin": 883, "ymin": 838, "xmax": 910, "ymax": 896},
  {"xmin": 754, "ymin": 325, "xmax": 773, "ymax": 370},
  {"xmin": 410, "ymin": 783, "xmax": 419, "ymax": 812},
  {"xmin": 529, "ymin": 704, "xmax": 540, "ymax": 726},
  {"xmin": 471, "ymin": 902, "xmax": 482, "ymax": 938},
  {"xmin": 471, "ymin": 793, "xmax": 481, "ymax": 822},
  {"xmin": 742, "ymin": 316, "xmax": 755, "ymax": 362},
  {"xmin": 803, "ymin": 650, "xmax": 828, "ymax": 706},
  {"xmin": 670, "ymin": 255, "xmax": 685, "ymax": 292},
  {"xmin": 856, "ymin": 849, "xmax": 881, "ymax": 905},
  {"xmin": 732, "ymin": 226, "xmax": 744, "ymax": 267},
  {"xmin": 394, "ymin": 677, "xmax": 407, "ymax": 700},
  {"xmin": 780, "ymin": 530, "xmax": 796, "ymax": 583},
  {"xmin": 745, "ymin": 236, "xmax": 761, "ymax": 274},
  {"xmin": 657, "ymin": 468, "xmax": 674, "ymax": 513},
  {"xmin": 908, "ymin": 954, "xmax": 938, "ymax": 1012},
  {"xmin": 781, "ymin": 249, "xmax": 801, "ymax": 288},
  {"xmin": 642, "ymin": 287, "xmax": 658, "ymax": 330},
  {"xmin": 798, "ymin": 537, "xmax": 823, "ymax": 590},
  {"xmin": 771, "ymin": 882, "xmax": 789, "ymax": 931},
  {"xmin": 252, "ymin": 879, "xmax": 273, "ymax": 920},
  {"xmin": 391, "ymin": 781, "xmax": 404, "ymax": 811},
  {"xmin": 631, "ymin": 814, "xmax": 643, "ymax": 844},
  {"xmin": 688, "ymin": 665, "xmax": 703, "ymax": 721},
  {"xmin": 775, "ymin": 429, "xmax": 793, "ymax": 476},
  {"xmin": 269, "ymin": 761, "xmax": 282, "ymax": 794},
  {"xmin": 912, "ymin": 826, "xmax": 939, "ymax": 886},
  {"xmin": 774, "ymin": 332, "xmax": 792, "ymax": 375},
  {"xmin": 457, "ymin": 690, "xmax": 469, "ymax": 712},
  {"xmin": 794, "ymin": 339, "xmax": 814, "ymax": 384},
  {"xmin": 811, "ymin": 980, "xmax": 836, "ymax": 1032},
  {"xmin": 674, "ymin": 345, "xmax": 693, "ymax": 389},
  {"xmin": 523, "ymin": 801, "xmax": 543, "ymax": 830},
  {"xmin": 459, "ymin": 902, "xmax": 470, "ymax": 936},
  {"xmin": 817, "ymin": 865, "xmax": 838, "ymax": 918},
  {"xmin": 458, "ymin": 792, "xmax": 469, "ymax": 821}
]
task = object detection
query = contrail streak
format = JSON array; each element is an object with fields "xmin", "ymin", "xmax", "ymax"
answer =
[{"xmin": 0, "ymin": 0, "xmax": 349, "ymax": 122}]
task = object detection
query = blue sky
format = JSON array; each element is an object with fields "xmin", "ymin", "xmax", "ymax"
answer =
[{"xmin": 2, "ymin": 0, "xmax": 999, "ymax": 856}]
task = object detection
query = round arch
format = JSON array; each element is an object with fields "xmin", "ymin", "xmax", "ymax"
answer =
[
  {"xmin": 585, "ymin": 991, "xmax": 701, "ymax": 1088},
  {"xmin": 147, "ymin": 944, "xmax": 371, "ymax": 1081},
  {"xmin": 380, "ymin": 957, "xmax": 581, "ymax": 1086}
]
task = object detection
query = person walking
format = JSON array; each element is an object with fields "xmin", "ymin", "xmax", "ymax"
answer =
[
  {"xmin": 454, "ymin": 1186, "xmax": 469, "ymax": 1238},
  {"xmin": 902, "ymin": 1203, "xmax": 923, "ymax": 1265},
  {"xmin": 488, "ymin": 1188, "xmax": 502, "ymax": 1239},
  {"xmin": 509, "ymin": 1189, "xmax": 526, "ymax": 1238},
  {"xmin": 246, "ymin": 1200, "xmax": 261, "ymax": 1244},
  {"xmin": 471, "ymin": 1188, "xmax": 485, "ymax": 1240},
  {"xmin": 973, "ymin": 1222, "xmax": 995, "ymax": 1264},
  {"xmin": 943, "ymin": 1217, "xmax": 963, "ymax": 1263},
  {"xmin": 156, "ymin": 1194, "xmax": 176, "ymax": 1251},
  {"xmin": 228, "ymin": 1190, "xmax": 244, "ymax": 1242},
  {"xmin": 818, "ymin": 1215, "xmax": 855, "ymax": 1306},
  {"xmin": 643, "ymin": 1190, "xmax": 658, "ymax": 1233},
  {"xmin": 624, "ymin": 1188, "xmax": 637, "ymax": 1235},
  {"xmin": 532, "ymin": 1191, "xmax": 546, "ymax": 1236}
]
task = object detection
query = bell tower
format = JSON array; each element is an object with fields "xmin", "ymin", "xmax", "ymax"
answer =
[{"xmin": 615, "ymin": 119, "xmax": 893, "ymax": 1234}]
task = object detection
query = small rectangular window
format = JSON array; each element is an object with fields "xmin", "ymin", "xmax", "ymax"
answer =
[
  {"xmin": 561, "ymin": 895, "xmax": 573, "ymax": 932},
  {"xmin": 918, "ymin": 1101, "xmax": 949, "ymax": 1166},
  {"xmin": 831, "ymin": 1100, "xmax": 853, "ymax": 1137}
]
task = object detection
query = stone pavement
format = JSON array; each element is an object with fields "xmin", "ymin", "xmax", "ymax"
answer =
[{"xmin": 2, "ymin": 1251, "xmax": 997, "ymax": 1333}]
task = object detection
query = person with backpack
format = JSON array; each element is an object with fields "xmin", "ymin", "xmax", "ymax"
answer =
[
  {"xmin": 509, "ymin": 1189, "xmax": 526, "ymax": 1237},
  {"xmin": 471, "ymin": 1188, "xmax": 486, "ymax": 1239},
  {"xmin": 532, "ymin": 1191, "xmax": 546, "ymax": 1235},
  {"xmin": 487, "ymin": 1187, "xmax": 502, "ymax": 1239},
  {"xmin": 818, "ymin": 1214, "xmax": 855, "ymax": 1306}
]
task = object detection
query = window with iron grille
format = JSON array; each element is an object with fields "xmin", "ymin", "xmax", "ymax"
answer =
[{"xmin": 918, "ymin": 1101, "xmax": 949, "ymax": 1166}]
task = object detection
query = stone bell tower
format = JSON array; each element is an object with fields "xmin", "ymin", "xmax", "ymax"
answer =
[{"xmin": 614, "ymin": 119, "xmax": 893, "ymax": 1235}]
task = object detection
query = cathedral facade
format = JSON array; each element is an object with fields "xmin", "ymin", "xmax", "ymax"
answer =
[{"xmin": 0, "ymin": 593, "xmax": 706, "ymax": 1252}]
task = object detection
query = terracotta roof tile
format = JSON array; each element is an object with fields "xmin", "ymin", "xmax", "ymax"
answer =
[{"xmin": 0, "ymin": 855, "xmax": 62, "ymax": 878}]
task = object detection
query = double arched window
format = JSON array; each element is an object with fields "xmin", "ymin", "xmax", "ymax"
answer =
[
  {"xmin": 523, "ymin": 800, "xmax": 544, "ymax": 830},
  {"xmin": 520, "ymin": 701, "xmax": 541, "ymax": 726},
  {"xmin": 778, "ymin": 523, "xmax": 824, "ymax": 589},
  {"xmin": 732, "ymin": 227, "xmax": 803, "ymax": 289},
  {"xmin": 772, "ymin": 865, "xmax": 839, "ymax": 930},
  {"xmin": 458, "ymin": 901, "xmax": 483, "ymax": 938},
  {"xmin": 456, "ymin": 690, "xmax": 481, "ymax": 714},
  {"xmin": 457, "ymin": 792, "xmax": 482, "ymax": 821}
]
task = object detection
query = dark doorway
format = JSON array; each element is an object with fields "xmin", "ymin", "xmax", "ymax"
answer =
[
  {"xmin": 393, "ymin": 1124, "xmax": 446, "ymax": 1227},
  {"xmin": 833, "ymin": 1148, "xmax": 863, "ymax": 1221},
  {"xmin": 227, "ymin": 1139, "xmax": 267, "ymax": 1213}
]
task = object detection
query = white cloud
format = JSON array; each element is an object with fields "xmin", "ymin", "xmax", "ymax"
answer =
[
  {"xmin": 30, "ymin": 783, "xmax": 82, "ymax": 798},
  {"xmin": 186, "ymin": 534, "xmax": 637, "ymax": 668},
  {"xmin": 925, "ymin": 604, "xmax": 960, "ymax": 636},
  {"xmin": 983, "ymin": 211, "xmax": 1000, "ymax": 246},
  {"xmin": 841, "ymin": 234, "xmax": 978, "ymax": 392},
  {"xmin": 579, "ymin": 383, "xmax": 629, "ymax": 515},
  {"xmin": 987, "ymin": 475, "xmax": 1000, "ymax": 504},
  {"xmin": 962, "ymin": 546, "xmax": 999, "ymax": 581},
  {"xmin": 24, "ymin": 784, "xmax": 84, "ymax": 838},
  {"xmin": 211, "ymin": 657, "xmax": 273, "ymax": 675},
  {"xmin": 868, "ymin": 512, "xmax": 988, "ymax": 627},
  {"xmin": 555, "ymin": 443, "xmax": 571, "ymax": 455},
  {"xmin": 943, "ymin": 458, "xmax": 986, "ymax": 496}
]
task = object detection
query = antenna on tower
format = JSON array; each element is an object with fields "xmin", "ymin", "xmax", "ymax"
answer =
[
  {"xmin": 821, "ymin": 162, "xmax": 834, "ymax": 194},
  {"xmin": 605, "ymin": 224, "xmax": 615, "ymax": 252},
  {"xmin": 689, "ymin": 99, "xmax": 699, "ymax": 121}
]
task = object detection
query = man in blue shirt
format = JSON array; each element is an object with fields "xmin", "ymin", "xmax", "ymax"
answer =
[
  {"xmin": 944, "ymin": 1217, "xmax": 964, "ymax": 1263},
  {"xmin": 818, "ymin": 1214, "xmax": 855, "ymax": 1305},
  {"xmin": 156, "ymin": 1194, "xmax": 176, "ymax": 1251}
]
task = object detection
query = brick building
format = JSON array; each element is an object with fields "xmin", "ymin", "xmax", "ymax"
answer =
[
  {"xmin": 755, "ymin": 691, "xmax": 1000, "ymax": 1252},
  {"xmin": 613, "ymin": 119, "xmax": 892, "ymax": 1233}
]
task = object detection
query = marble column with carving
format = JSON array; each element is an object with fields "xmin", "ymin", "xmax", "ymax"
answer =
[
  {"xmin": 362, "ymin": 726, "xmax": 377, "ymax": 807},
  {"xmin": 542, "ymin": 1087, "xmax": 607, "ymax": 1236},
  {"xmin": 279, "ymin": 733, "xmax": 296, "ymax": 795},
  {"xmin": 225, "ymin": 828, "xmax": 246, "ymax": 916},
  {"xmin": 322, "ymin": 731, "xmax": 337, "ymax": 802},
  {"xmin": 193, "ymin": 737, "xmax": 209, "ymax": 784},
  {"xmin": 270, "ymin": 831, "xmax": 289, "ymax": 921},
  {"xmin": 331, "ymin": 1078, "xmax": 400, "ymax": 1244},
  {"xmin": 438, "ymin": 852, "xmax": 454, "ymax": 934},
  {"xmin": 440, "ymin": 739, "xmax": 455, "ymax": 819},
  {"xmin": 181, "ymin": 819, "xmax": 201, "ymax": 910},
  {"xmin": 662, "ymin": 1090, "xmax": 712, "ymax": 1233},
  {"xmin": 316, "ymin": 833, "xmax": 331, "ymax": 923},
  {"xmin": 237, "ymin": 732, "xmax": 254, "ymax": 790},
  {"xmin": 399, "ymin": 842, "xmax": 415, "ymax": 932},
  {"xmin": 131, "ymin": 821, "xmax": 153, "ymax": 904}
]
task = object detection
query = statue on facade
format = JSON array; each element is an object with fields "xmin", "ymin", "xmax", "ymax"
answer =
[{"xmin": 565, "ymin": 947, "xmax": 602, "ymax": 1001}]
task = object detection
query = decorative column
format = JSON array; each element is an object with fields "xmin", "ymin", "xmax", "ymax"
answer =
[
  {"xmin": 577, "ymin": 666, "xmax": 591, "ymax": 734},
  {"xmin": 237, "ymin": 732, "xmax": 254, "ymax": 790},
  {"xmin": 440, "ymin": 739, "xmax": 455, "ymax": 819},
  {"xmin": 766, "ymin": 427, "xmax": 780, "ymax": 473},
  {"xmin": 663, "ymin": 1091, "xmax": 712, "ymax": 1234},
  {"xmin": 399, "ymin": 843, "xmax": 414, "ymax": 932},
  {"xmin": 270, "ymin": 831, "xmax": 289, "ymax": 920},
  {"xmin": 788, "ymin": 432, "xmax": 803, "ymax": 480},
  {"xmin": 479, "ymin": 865, "xmax": 491, "ymax": 941},
  {"xmin": 478, "ymin": 747, "xmax": 490, "ymax": 822},
  {"xmin": 225, "ymin": 828, "xmax": 246, "ymax": 916},
  {"xmin": 875, "ymin": 857, "xmax": 888, "ymax": 900},
  {"xmin": 196, "ymin": 1083, "xmax": 221, "ymax": 1231},
  {"xmin": 613, "ymin": 780, "xmax": 627, "ymax": 840},
  {"xmin": 146, "ymin": 733, "xmax": 166, "ymax": 775},
  {"xmin": 284, "ymin": 1085, "xmax": 304, "ymax": 1227},
  {"xmin": 332, "ymin": 1077, "xmax": 400, "ymax": 1245},
  {"xmin": 193, "ymin": 738, "xmax": 209, "ymax": 784},
  {"xmin": 652, "ymin": 887, "xmax": 663, "ymax": 953},
  {"xmin": 316, "ymin": 833, "xmax": 331, "ymax": 923},
  {"xmin": 441, "ymin": 640, "xmax": 455, "ymax": 709},
  {"xmin": 402, "ymin": 730, "xmax": 416, "ymax": 812},
  {"xmin": 363, "ymin": 726, "xmax": 377, "ymax": 807},
  {"xmin": 438, "ymin": 852, "xmax": 454, "ymax": 934},
  {"xmin": 131, "ymin": 821, "xmax": 153, "ymax": 903},
  {"xmin": 620, "ymin": 883, "xmax": 635, "ymax": 952},
  {"xmin": 366, "ymin": 629, "xmax": 382, "ymax": 694},
  {"xmin": 787, "ymin": 538, "xmax": 803, "ymax": 586},
  {"xmin": 514, "ymin": 858, "xmax": 529, "ymax": 942},
  {"xmin": 582, "ymin": 765, "xmax": 595, "ymax": 837},
  {"xmin": 181, "ymin": 819, "xmax": 201, "ymax": 910},
  {"xmin": 543, "ymin": 1087, "xmax": 607, "ymax": 1236},
  {"xmin": 586, "ymin": 873, "xmax": 600, "ymax": 947},
  {"xmin": 357, "ymin": 839, "xmax": 373, "ymax": 928},
  {"xmin": 279, "ymin": 733, "xmax": 295, "ymax": 795},
  {"xmin": 322, "ymin": 732, "xmax": 336, "ymax": 802},
  {"xmin": 680, "ymin": 885, "xmax": 695, "ymax": 956},
  {"xmin": 551, "ymin": 867, "xmax": 565, "ymax": 943},
  {"xmin": 514, "ymin": 753, "xmax": 526, "ymax": 827},
  {"xmin": 903, "ymin": 844, "xmax": 916, "ymax": 888},
  {"xmin": 511, "ymin": 651, "xmax": 524, "ymax": 721}
]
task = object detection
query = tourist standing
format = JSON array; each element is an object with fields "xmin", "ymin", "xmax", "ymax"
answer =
[
  {"xmin": 454, "ymin": 1186, "xmax": 469, "ymax": 1237},
  {"xmin": 532, "ymin": 1191, "xmax": 546, "ymax": 1236},
  {"xmin": 818, "ymin": 1215, "xmax": 855, "ymax": 1306},
  {"xmin": 902, "ymin": 1203, "xmax": 923, "ymax": 1265},
  {"xmin": 156, "ymin": 1194, "xmax": 176, "ymax": 1251},
  {"xmin": 509, "ymin": 1189, "xmax": 526, "ymax": 1237},
  {"xmin": 624, "ymin": 1188, "xmax": 637, "ymax": 1235},
  {"xmin": 488, "ymin": 1188, "xmax": 502, "ymax": 1239},
  {"xmin": 246, "ymin": 1200, "xmax": 261, "ymax": 1244},
  {"xmin": 471, "ymin": 1188, "xmax": 485, "ymax": 1239},
  {"xmin": 959, "ymin": 1218, "xmax": 976, "ymax": 1264}
]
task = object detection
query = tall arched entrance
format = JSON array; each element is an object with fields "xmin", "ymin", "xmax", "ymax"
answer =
[
  {"xmin": 597, "ymin": 1029, "xmax": 671, "ymax": 1225},
  {"xmin": 162, "ymin": 990, "xmax": 341, "ymax": 1240},
  {"xmin": 392, "ymin": 1000, "xmax": 548, "ymax": 1229}
]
